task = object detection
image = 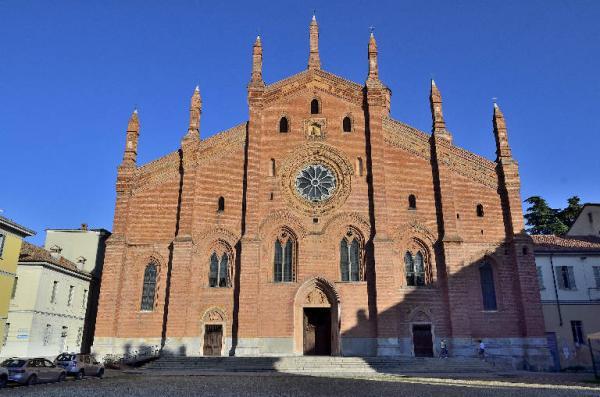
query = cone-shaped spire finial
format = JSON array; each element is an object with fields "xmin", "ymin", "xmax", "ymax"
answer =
[
  {"xmin": 493, "ymin": 102, "xmax": 512, "ymax": 159},
  {"xmin": 429, "ymin": 79, "xmax": 447, "ymax": 134},
  {"xmin": 251, "ymin": 34, "xmax": 264, "ymax": 84},
  {"xmin": 122, "ymin": 108, "xmax": 140, "ymax": 166},
  {"xmin": 185, "ymin": 85, "xmax": 202, "ymax": 140},
  {"xmin": 308, "ymin": 14, "xmax": 321, "ymax": 70},
  {"xmin": 368, "ymin": 30, "xmax": 378, "ymax": 79}
]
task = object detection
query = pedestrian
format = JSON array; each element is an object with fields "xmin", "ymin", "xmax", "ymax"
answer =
[
  {"xmin": 478, "ymin": 339, "xmax": 486, "ymax": 359},
  {"xmin": 440, "ymin": 339, "xmax": 448, "ymax": 358}
]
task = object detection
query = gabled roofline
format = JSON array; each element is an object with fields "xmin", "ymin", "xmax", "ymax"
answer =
[
  {"xmin": 566, "ymin": 203, "xmax": 600, "ymax": 235},
  {"xmin": 0, "ymin": 215, "xmax": 36, "ymax": 238}
]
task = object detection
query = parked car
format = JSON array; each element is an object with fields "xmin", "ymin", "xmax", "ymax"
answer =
[
  {"xmin": 0, "ymin": 365, "xmax": 7, "ymax": 388},
  {"xmin": 55, "ymin": 353, "xmax": 104, "ymax": 379},
  {"xmin": 0, "ymin": 358, "xmax": 66, "ymax": 385}
]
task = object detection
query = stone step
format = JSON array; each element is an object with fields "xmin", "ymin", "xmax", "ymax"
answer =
[{"xmin": 143, "ymin": 356, "xmax": 499, "ymax": 373}]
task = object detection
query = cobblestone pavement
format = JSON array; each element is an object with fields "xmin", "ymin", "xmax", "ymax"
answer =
[{"xmin": 0, "ymin": 371, "xmax": 599, "ymax": 397}]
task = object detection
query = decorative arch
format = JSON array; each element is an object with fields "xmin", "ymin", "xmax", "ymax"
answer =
[
  {"xmin": 278, "ymin": 142, "xmax": 354, "ymax": 216},
  {"xmin": 393, "ymin": 222, "xmax": 437, "ymax": 286},
  {"xmin": 273, "ymin": 226, "xmax": 298, "ymax": 282},
  {"xmin": 321, "ymin": 211, "xmax": 370, "ymax": 238},
  {"xmin": 201, "ymin": 306, "xmax": 229, "ymax": 322},
  {"xmin": 199, "ymin": 306, "xmax": 228, "ymax": 356},
  {"xmin": 137, "ymin": 252, "xmax": 165, "ymax": 312},
  {"xmin": 193, "ymin": 226, "xmax": 240, "ymax": 255},
  {"xmin": 339, "ymin": 226, "xmax": 366, "ymax": 282},
  {"xmin": 258, "ymin": 210, "xmax": 308, "ymax": 241},
  {"xmin": 293, "ymin": 277, "xmax": 341, "ymax": 355},
  {"xmin": 207, "ymin": 240, "xmax": 234, "ymax": 288}
]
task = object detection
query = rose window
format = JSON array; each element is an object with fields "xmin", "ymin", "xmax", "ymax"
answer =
[{"xmin": 295, "ymin": 164, "xmax": 337, "ymax": 202}]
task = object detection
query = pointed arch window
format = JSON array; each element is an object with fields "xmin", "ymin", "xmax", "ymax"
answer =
[
  {"xmin": 404, "ymin": 251, "xmax": 426, "ymax": 287},
  {"xmin": 209, "ymin": 248, "xmax": 232, "ymax": 288},
  {"xmin": 340, "ymin": 229, "xmax": 363, "ymax": 282},
  {"xmin": 140, "ymin": 262, "xmax": 158, "ymax": 311},
  {"xmin": 279, "ymin": 117, "xmax": 289, "ymax": 133},
  {"xmin": 479, "ymin": 261, "xmax": 497, "ymax": 310},
  {"xmin": 311, "ymin": 98, "xmax": 320, "ymax": 114},
  {"xmin": 343, "ymin": 116, "xmax": 352, "ymax": 132},
  {"xmin": 274, "ymin": 230, "xmax": 296, "ymax": 282}
]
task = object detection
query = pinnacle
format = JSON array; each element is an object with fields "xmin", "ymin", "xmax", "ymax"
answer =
[
  {"xmin": 194, "ymin": 85, "xmax": 200, "ymax": 92},
  {"xmin": 312, "ymin": 13, "xmax": 316, "ymax": 22},
  {"xmin": 133, "ymin": 108, "xmax": 138, "ymax": 114},
  {"xmin": 431, "ymin": 79, "xmax": 436, "ymax": 86}
]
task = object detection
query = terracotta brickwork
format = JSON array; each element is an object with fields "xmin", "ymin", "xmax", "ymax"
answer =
[{"xmin": 93, "ymin": 18, "xmax": 550, "ymax": 369}]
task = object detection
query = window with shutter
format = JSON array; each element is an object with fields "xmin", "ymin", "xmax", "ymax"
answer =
[
  {"xmin": 555, "ymin": 267, "xmax": 565, "ymax": 289},
  {"xmin": 567, "ymin": 267, "xmax": 576, "ymax": 290}
]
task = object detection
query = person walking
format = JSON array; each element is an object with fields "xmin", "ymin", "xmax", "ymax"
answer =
[
  {"xmin": 478, "ymin": 339, "xmax": 486, "ymax": 359},
  {"xmin": 440, "ymin": 339, "xmax": 449, "ymax": 358}
]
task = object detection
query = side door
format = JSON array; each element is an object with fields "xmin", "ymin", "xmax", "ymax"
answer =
[
  {"xmin": 29, "ymin": 359, "xmax": 44, "ymax": 381},
  {"xmin": 43, "ymin": 359, "xmax": 57, "ymax": 381}
]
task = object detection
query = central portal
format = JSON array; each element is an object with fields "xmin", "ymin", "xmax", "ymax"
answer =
[{"xmin": 303, "ymin": 308, "xmax": 331, "ymax": 355}]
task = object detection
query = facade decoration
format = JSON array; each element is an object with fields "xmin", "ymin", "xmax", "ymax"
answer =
[{"xmin": 92, "ymin": 17, "xmax": 552, "ymax": 370}]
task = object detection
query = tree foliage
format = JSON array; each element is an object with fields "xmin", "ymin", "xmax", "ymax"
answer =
[{"xmin": 524, "ymin": 196, "xmax": 583, "ymax": 235}]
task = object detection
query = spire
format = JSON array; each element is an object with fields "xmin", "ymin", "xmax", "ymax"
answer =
[
  {"xmin": 308, "ymin": 14, "xmax": 321, "ymax": 70},
  {"xmin": 429, "ymin": 80, "xmax": 447, "ymax": 132},
  {"xmin": 493, "ymin": 102, "xmax": 512, "ymax": 159},
  {"xmin": 122, "ymin": 109, "xmax": 139, "ymax": 166},
  {"xmin": 367, "ymin": 31, "xmax": 378, "ymax": 80},
  {"xmin": 186, "ymin": 86, "xmax": 202, "ymax": 139},
  {"xmin": 250, "ymin": 35, "xmax": 264, "ymax": 85}
]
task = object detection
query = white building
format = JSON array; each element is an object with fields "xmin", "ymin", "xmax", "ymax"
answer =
[
  {"xmin": 567, "ymin": 204, "xmax": 600, "ymax": 238},
  {"xmin": 533, "ymin": 233, "xmax": 600, "ymax": 370},
  {"xmin": 44, "ymin": 225, "xmax": 110, "ymax": 352},
  {"xmin": 1, "ymin": 242, "xmax": 91, "ymax": 359}
]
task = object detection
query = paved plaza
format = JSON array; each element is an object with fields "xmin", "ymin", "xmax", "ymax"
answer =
[{"xmin": 1, "ymin": 371, "xmax": 599, "ymax": 397}]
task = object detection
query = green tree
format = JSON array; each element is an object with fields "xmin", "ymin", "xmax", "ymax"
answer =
[
  {"xmin": 558, "ymin": 196, "xmax": 583, "ymax": 228},
  {"xmin": 524, "ymin": 196, "xmax": 568, "ymax": 235}
]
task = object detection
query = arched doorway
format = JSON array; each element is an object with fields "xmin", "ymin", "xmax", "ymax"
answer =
[{"xmin": 293, "ymin": 277, "xmax": 341, "ymax": 356}]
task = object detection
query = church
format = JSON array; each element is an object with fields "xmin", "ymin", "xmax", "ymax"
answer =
[{"xmin": 93, "ymin": 17, "xmax": 551, "ymax": 369}]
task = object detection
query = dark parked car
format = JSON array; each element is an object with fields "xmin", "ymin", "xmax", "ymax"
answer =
[
  {"xmin": 1, "ymin": 358, "xmax": 66, "ymax": 385},
  {"xmin": 55, "ymin": 353, "xmax": 104, "ymax": 379}
]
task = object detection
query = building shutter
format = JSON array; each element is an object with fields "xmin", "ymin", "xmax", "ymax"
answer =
[
  {"xmin": 555, "ymin": 267, "xmax": 565, "ymax": 289},
  {"xmin": 594, "ymin": 266, "xmax": 600, "ymax": 289},
  {"xmin": 567, "ymin": 266, "xmax": 576, "ymax": 290}
]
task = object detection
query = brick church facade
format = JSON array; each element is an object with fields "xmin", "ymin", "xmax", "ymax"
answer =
[{"xmin": 93, "ymin": 17, "xmax": 551, "ymax": 369}]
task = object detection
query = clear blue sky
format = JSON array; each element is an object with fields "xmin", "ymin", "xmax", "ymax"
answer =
[{"xmin": 1, "ymin": 1, "xmax": 599, "ymax": 244}]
